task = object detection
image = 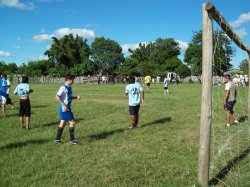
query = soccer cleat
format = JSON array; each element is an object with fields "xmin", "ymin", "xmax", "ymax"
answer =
[
  {"xmin": 234, "ymin": 120, "xmax": 239, "ymax": 125},
  {"xmin": 70, "ymin": 140, "xmax": 78, "ymax": 145},
  {"xmin": 226, "ymin": 123, "xmax": 231, "ymax": 127},
  {"xmin": 54, "ymin": 139, "xmax": 62, "ymax": 144},
  {"xmin": 129, "ymin": 125, "xmax": 137, "ymax": 129}
]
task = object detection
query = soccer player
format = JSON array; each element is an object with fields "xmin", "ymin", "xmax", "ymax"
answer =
[
  {"xmin": 54, "ymin": 74, "xmax": 81, "ymax": 145},
  {"xmin": 0, "ymin": 74, "xmax": 8, "ymax": 117},
  {"xmin": 125, "ymin": 77, "xmax": 144, "ymax": 129},
  {"xmin": 144, "ymin": 75, "xmax": 151, "ymax": 89},
  {"xmin": 163, "ymin": 76, "xmax": 169, "ymax": 94},
  {"xmin": 14, "ymin": 76, "xmax": 33, "ymax": 128},
  {"xmin": 2, "ymin": 74, "xmax": 14, "ymax": 108},
  {"xmin": 223, "ymin": 74, "xmax": 238, "ymax": 127}
]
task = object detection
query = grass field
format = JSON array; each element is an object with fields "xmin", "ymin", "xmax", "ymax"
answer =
[{"xmin": 0, "ymin": 83, "xmax": 249, "ymax": 186}]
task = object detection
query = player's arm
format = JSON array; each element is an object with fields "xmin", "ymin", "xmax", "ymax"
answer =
[
  {"xmin": 125, "ymin": 90, "xmax": 128, "ymax": 96},
  {"xmin": 72, "ymin": 95, "xmax": 80, "ymax": 100},
  {"xmin": 224, "ymin": 90, "xmax": 229, "ymax": 104},
  {"xmin": 55, "ymin": 95, "xmax": 68, "ymax": 112}
]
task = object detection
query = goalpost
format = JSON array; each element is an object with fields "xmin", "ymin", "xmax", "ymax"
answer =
[{"xmin": 198, "ymin": 2, "xmax": 250, "ymax": 187}]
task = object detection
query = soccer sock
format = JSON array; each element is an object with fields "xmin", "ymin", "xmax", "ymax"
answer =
[
  {"xmin": 131, "ymin": 115, "xmax": 136, "ymax": 127},
  {"xmin": 135, "ymin": 115, "xmax": 139, "ymax": 126},
  {"xmin": 69, "ymin": 127, "xmax": 75, "ymax": 141},
  {"xmin": 55, "ymin": 127, "xmax": 64, "ymax": 140}
]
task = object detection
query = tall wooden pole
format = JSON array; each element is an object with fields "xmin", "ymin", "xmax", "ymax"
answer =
[{"xmin": 198, "ymin": 3, "xmax": 213, "ymax": 187}]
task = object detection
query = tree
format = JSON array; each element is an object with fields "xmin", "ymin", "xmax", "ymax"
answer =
[
  {"xmin": 45, "ymin": 34, "xmax": 91, "ymax": 71},
  {"xmin": 175, "ymin": 63, "xmax": 191, "ymax": 78},
  {"xmin": 91, "ymin": 37, "xmax": 125, "ymax": 75},
  {"xmin": 184, "ymin": 30, "xmax": 234, "ymax": 76},
  {"xmin": 149, "ymin": 38, "xmax": 181, "ymax": 65},
  {"xmin": 239, "ymin": 59, "xmax": 249, "ymax": 74},
  {"xmin": 118, "ymin": 57, "xmax": 140, "ymax": 76}
]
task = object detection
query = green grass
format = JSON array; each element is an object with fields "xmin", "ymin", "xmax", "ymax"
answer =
[{"xmin": 0, "ymin": 83, "xmax": 249, "ymax": 186}]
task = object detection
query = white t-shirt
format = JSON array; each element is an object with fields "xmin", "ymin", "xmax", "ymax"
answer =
[{"xmin": 225, "ymin": 81, "xmax": 236, "ymax": 101}]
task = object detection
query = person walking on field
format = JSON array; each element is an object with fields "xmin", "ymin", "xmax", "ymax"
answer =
[
  {"xmin": 144, "ymin": 75, "xmax": 151, "ymax": 89},
  {"xmin": 54, "ymin": 74, "xmax": 81, "ymax": 145},
  {"xmin": 14, "ymin": 76, "xmax": 33, "ymax": 129},
  {"xmin": 163, "ymin": 76, "xmax": 169, "ymax": 94},
  {"xmin": 223, "ymin": 74, "xmax": 238, "ymax": 127},
  {"xmin": 125, "ymin": 77, "xmax": 144, "ymax": 129}
]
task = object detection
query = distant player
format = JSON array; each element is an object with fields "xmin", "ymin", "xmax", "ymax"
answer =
[
  {"xmin": 2, "ymin": 74, "xmax": 14, "ymax": 108},
  {"xmin": 163, "ymin": 76, "xmax": 169, "ymax": 94},
  {"xmin": 54, "ymin": 74, "xmax": 81, "ymax": 145},
  {"xmin": 144, "ymin": 75, "xmax": 151, "ymax": 89},
  {"xmin": 0, "ymin": 74, "xmax": 7, "ymax": 117},
  {"xmin": 125, "ymin": 77, "xmax": 144, "ymax": 129},
  {"xmin": 223, "ymin": 74, "xmax": 238, "ymax": 127},
  {"xmin": 14, "ymin": 76, "xmax": 33, "ymax": 128}
]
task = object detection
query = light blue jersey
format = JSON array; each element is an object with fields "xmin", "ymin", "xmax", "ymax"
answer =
[
  {"xmin": 14, "ymin": 83, "xmax": 31, "ymax": 97},
  {"xmin": 56, "ymin": 84, "xmax": 73, "ymax": 112},
  {"xmin": 125, "ymin": 83, "xmax": 143, "ymax": 106},
  {"xmin": 163, "ymin": 78, "xmax": 169, "ymax": 87}
]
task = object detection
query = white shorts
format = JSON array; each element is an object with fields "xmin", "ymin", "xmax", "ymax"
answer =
[{"xmin": 0, "ymin": 96, "xmax": 7, "ymax": 105}]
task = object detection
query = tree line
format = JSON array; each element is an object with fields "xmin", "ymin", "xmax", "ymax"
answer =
[{"xmin": 0, "ymin": 30, "xmax": 248, "ymax": 79}]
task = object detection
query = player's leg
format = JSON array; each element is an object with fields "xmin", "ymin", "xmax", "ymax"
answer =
[
  {"xmin": 69, "ymin": 119, "xmax": 77, "ymax": 144},
  {"xmin": 55, "ymin": 120, "xmax": 66, "ymax": 143},
  {"xmin": 134, "ymin": 105, "xmax": 140, "ymax": 127},
  {"xmin": 25, "ymin": 99, "xmax": 31, "ymax": 129},
  {"xmin": 19, "ymin": 99, "xmax": 25, "ymax": 128},
  {"xmin": 1, "ymin": 96, "xmax": 7, "ymax": 116},
  {"xmin": 226, "ymin": 111, "xmax": 231, "ymax": 127},
  {"xmin": 19, "ymin": 117, "xmax": 24, "ymax": 128}
]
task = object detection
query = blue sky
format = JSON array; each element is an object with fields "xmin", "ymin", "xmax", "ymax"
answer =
[{"xmin": 0, "ymin": 0, "xmax": 250, "ymax": 68}]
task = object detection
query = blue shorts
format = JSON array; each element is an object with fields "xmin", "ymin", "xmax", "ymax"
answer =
[
  {"xmin": 60, "ymin": 111, "xmax": 74, "ymax": 121},
  {"xmin": 224, "ymin": 101, "xmax": 236, "ymax": 111}
]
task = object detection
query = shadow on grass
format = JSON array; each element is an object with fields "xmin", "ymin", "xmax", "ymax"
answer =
[
  {"xmin": 32, "ymin": 104, "xmax": 49, "ymax": 109},
  {"xmin": 141, "ymin": 117, "xmax": 172, "ymax": 128},
  {"xmin": 88, "ymin": 128, "xmax": 125, "ymax": 141},
  {"xmin": 238, "ymin": 115, "xmax": 248, "ymax": 122},
  {"xmin": 87, "ymin": 117, "xmax": 172, "ymax": 141},
  {"xmin": 0, "ymin": 139, "xmax": 49, "ymax": 150},
  {"xmin": 209, "ymin": 146, "xmax": 250, "ymax": 185}
]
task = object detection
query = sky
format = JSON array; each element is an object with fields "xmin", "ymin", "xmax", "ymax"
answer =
[{"xmin": 0, "ymin": 0, "xmax": 250, "ymax": 68}]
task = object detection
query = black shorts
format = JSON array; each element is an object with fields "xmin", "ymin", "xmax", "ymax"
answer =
[
  {"xmin": 164, "ymin": 86, "xmax": 168, "ymax": 90},
  {"xmin": 146, "ymin": 83, "xmax": 150, "ymax": 87},
  {"xmin": 129, "ymin": 105, "xmax": 140, "ymax": 115},
  {"xmin": 19, "ymin": 99, "xmax": 31, "ymax": 117},
  {"xmin": 224, "ymin": 101, "xmax": 236, "ymax": 111}
]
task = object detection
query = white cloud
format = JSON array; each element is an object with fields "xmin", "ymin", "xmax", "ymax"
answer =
[
  {"xmin": 235, "ymin": 28, "xmax": 248, "ymax": 39},
  {"xmin": 0, "ymin": 50, "xmax": 11, "ymax": 57},
  {"xmin": 28, "ymin": 55, "xmax": 48, "ymax": 61},
  {"xmin": 121, "ymin": 42, "xmax": 149, "ymax": 54},
  {"xmin": 32, "ymin": 27, "xmax": 95, "ymax": 42},
  {"xmin": 121, "ymin": 43, "xmax": 139, "ymax": 53},
  {"xmin": 230, "ymin": 12, "xmax": 250, "ymax": 27},
  {"xmin": 0, "ymin": 0, "xmax": 34, "ymax": 10},
  {"xmin": 176, "ymin": 40, "xmax": 189, "ymax": 53},
  {"xmin": 33, "ymin": 34, "xmax": 53, "ymax": 42}
]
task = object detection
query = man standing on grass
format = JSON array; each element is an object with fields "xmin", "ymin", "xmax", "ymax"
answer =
[
  {"xmin": 14, "ymin": 76, "xmax": 33, "ymax": 128},
  {"xmin": 223, "ymin": 74, "xmax": 238, "ymax": 127},
  {"xmin": 54, "ymin": 74, "xmax": 81, "ymax": 145},
  {"xmin": 125, "ymin": 76, "xmax": 144, "ymax": 129}
]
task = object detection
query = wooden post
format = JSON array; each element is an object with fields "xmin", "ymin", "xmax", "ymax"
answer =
[
  {"xmin": 205, "ymin": 2, "xmax": 250, "ymax": 54},
  {"xmin": 198, "ymin": 3, "xmax": 213, "ymax": 187}
]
